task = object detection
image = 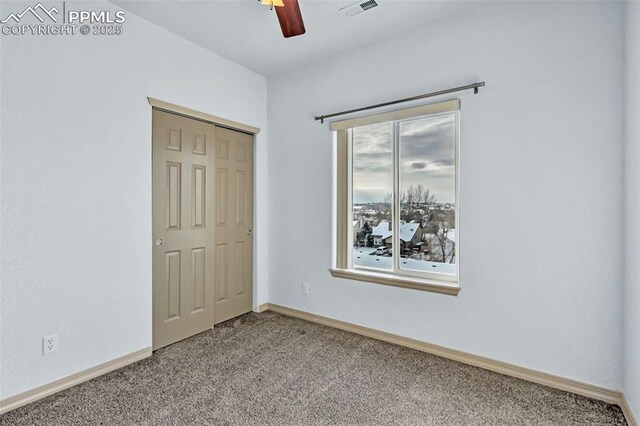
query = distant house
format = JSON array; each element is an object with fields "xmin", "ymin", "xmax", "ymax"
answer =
[
  {"xmin": 370, "ymin": 221, "xmax": 424, "ymax": 249},
  {"xmin": 353, "ymin": 220, "xmax": 361, "ymax": 244},
  {"xmin": 371, "ymin": 221, "xmax": 392, "ymax": 247},
  {"xmin": 400, "ymin": 222, "xmax": 423, "ymax": 251},
  {"xmin": 423, "ymin": 227, "xmax": 456, "ymax": 260},
  {"xmin": 424, "ymin": 228, "xmax": 455, "ymax": 244},
  {"xmin": 446, "ymin": 229, "xmax": 455, "ymax": 243}
]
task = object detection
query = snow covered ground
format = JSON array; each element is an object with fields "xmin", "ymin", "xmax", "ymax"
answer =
[{"xmin": 352, "ymin": 247, "xmax": 455, "ymax": 275}]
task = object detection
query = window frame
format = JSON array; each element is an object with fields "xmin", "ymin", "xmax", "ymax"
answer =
[{"xmin": 331, "ymin": 99, "xmax": 461, "ymax": 296}]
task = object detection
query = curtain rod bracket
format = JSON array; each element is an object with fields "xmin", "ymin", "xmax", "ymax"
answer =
[{"xmin": 314, "ymin": 81, "xmax": 485, "ymax": 124}]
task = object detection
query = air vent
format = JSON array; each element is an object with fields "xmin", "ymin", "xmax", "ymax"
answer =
[
  {"xmin": 360, "ymin": 0, "xmax": 378, "ymax": 11},
  {"xmin": 339, "ymin": 0, "xmax": 379, "ymax": 17}
]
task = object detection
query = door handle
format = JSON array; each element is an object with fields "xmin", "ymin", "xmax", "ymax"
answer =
[
  {"xmin": 155, "ymin": 238, "xmax": 164, "ymax": 246},
  {"xmin": 246, "ymin": 229, "xmax": 253, "ymax": 236}
]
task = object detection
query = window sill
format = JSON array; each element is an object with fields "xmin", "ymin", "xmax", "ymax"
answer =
[{"xmin": 329, "ymin": 268, "xmax": 460, "ymax": 296}]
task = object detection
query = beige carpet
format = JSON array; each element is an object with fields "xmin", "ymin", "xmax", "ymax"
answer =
[{"xmin": 0, "ymin": 311, "xmax": 627, "ymax": 425}]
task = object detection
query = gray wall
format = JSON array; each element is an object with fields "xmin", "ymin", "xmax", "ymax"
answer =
[
  {"xmin": 268, "ymin": 1, "xmax": 624, "ymax": 390},
  {"xmin": 624, "ymin": 0, "xmax": 640, "ymax": 419},
  {"xmin": 0, "ymin": 0, "xmax": 269, "ymax": 399}
]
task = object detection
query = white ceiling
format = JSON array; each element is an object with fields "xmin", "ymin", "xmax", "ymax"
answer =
[{"xmin": 111, "ymin": 0, "xmax": 477, "ymax": 76}]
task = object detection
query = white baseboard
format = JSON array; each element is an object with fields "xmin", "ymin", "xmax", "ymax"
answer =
[
  {"xmin": 258, "ymin": 303, "xmax": 636, "ymax": 426},
  {"xmin": 3, "ymin": 309, "xmax": 636, "ymax": 426},
  {"xmin": 254, "ymin": 303, "xmax": 269, "ymax": 313},
  {"xmin": 621, "ymin": 393, "xmax": 639, "ymax": 426},
  {"xmin": 0, "ymin": 347, "xmax": 152, "ymax": 415}
]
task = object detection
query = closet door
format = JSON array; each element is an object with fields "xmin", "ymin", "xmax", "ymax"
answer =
[
  {"xmin": 152, "ymin": 110, "xmax": 215, "ymax": 350},
  {"xmin": 213, "ymin": 126, "xmax": 254, "ymax": 324}
]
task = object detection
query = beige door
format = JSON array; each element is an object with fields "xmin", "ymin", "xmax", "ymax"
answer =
[
  {"xmin": 152, "ymin": 110, "xmax": 215, "ymax": 350},
  {"xmin": 213, "ymin": 127, "xmax": 254, "ymax": 324}
]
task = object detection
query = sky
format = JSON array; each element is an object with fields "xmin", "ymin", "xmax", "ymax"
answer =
[{"xmin": 352, "ymin": 113, "xmax": 456, "ymax": 204}]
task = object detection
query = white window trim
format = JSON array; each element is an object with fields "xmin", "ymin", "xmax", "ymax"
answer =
[{"xmin": 330, "ymin": 99, "xmax": 461, "ymax": 296}]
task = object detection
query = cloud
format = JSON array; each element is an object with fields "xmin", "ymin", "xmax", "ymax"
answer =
[
  {"xmin": 399, "ymin": 115, "xmax": 455, "ymax": 167},
  {"xmin": 351, "ymin": 113, "xmax": 457, "ymax": 203}
]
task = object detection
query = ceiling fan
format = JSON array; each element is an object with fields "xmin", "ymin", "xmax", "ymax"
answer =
[{"xmin": 259, "ymin": 0, "xmax": 306, "ymax": 38}]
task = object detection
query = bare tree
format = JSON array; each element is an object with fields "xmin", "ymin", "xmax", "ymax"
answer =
[
  {"xmin": 435, "ymin": 222, "xmax": 450, "ymax": 263},
  {"xmin": 448, "ymin": 243, "xmax": 455, "ymax": 264},
  {"xmin": 405, "ymin": 186, "xmax": 415, "ymax": 207},
  {"xmin": 421, "ymin": 187, "xmax": 436, "ymax": 207},
  {"xmin": 414, "ymin": 184, "xmax": 424, "ymax": 208},
  {"xmin": 357, "ymin": 222, "xmax": 373, "ymax": 247}
]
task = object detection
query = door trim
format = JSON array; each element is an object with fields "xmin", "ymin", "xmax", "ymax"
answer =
[{"xmin": 147, "ymin": 97, "xmax": 260, "ymax": 135}]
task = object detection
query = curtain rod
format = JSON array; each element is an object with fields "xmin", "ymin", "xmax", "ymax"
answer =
[{"xmin": 314, "ymin": 81, "xmax": 485, "ymax": 124}]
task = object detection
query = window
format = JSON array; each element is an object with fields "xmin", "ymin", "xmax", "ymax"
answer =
[{"xmin": 331, "ymin": 100, "xmax": 460, "ymax": 295}]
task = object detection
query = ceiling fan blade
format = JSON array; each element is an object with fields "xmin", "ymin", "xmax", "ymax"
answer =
[{"xmin": 275, "ymin": 0, "xmax": 306, "ymax": 38}]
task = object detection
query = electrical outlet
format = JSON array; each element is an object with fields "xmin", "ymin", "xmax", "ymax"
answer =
[
  {"xmin": 302, "ymin": 282, "xmax": 310, "ymax": 295},
  {"xmin": 43, "ymin": 334, "xmax": 58, "ymax": 355}
]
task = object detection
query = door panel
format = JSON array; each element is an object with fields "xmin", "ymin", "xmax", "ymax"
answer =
[
  {"xmin": 214, "ymin": 127, "xmax": 254, "ymax": 324},
  {"xmin": 153, "ymin": 110, "xmax": 215, "ymax": 350}
]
